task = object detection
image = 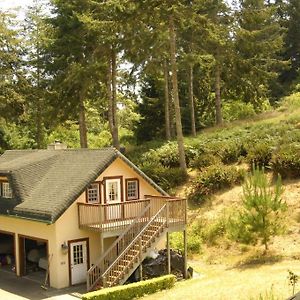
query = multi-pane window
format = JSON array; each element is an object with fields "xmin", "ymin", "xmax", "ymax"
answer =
[
  {"xmin": 87, "ymin": 183, "xmax": 100, "ymax": 203},
  {"xmin": 126, "ymin": 179, "xmax": 138, "ymax": 200},
  {"xmin": 0, "ymin": 182, "xmax": 12, "ymax": 198},
  {"xmin": 108, "ymin": 181, "xmax": 118, "ymax": 201},
  {"xmin": 72, "ymin": 244, "xmax": 84, "ymax": 265}
]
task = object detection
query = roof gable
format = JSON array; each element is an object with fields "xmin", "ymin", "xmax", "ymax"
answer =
[{"xmin": 0, "ymin": 148, "xmax": 167, "ymax": 223}]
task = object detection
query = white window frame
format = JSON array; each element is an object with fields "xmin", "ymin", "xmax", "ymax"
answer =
[
  {"xmin": 1, "ymin": 182, "xmax": 12, "ymax": 198},
  {"xmin": 105, "ymin": 179, "xmax": 121, "ymax": 204},
  {"xmin": 86, "ymin": 183, "xmax": 100, "ymax": 204}
]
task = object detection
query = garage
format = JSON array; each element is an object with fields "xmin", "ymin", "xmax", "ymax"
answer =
[
  {"xmin": 0, "ymin": 231, "xmax": 16, "ymax": 273},
  {"xmin": 19, "ymin": 235, "xmax": 48, "ymax": 282}
]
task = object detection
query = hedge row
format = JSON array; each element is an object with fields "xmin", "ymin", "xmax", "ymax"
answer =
[{"xmin": 81, "ymin": 275, "xmax": 176, "ymax": 300}]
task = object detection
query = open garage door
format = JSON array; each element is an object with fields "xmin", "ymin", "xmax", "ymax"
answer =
[
  {"xmin": 19, "ymin": 236, "xmax": 48, "ymax": 282},
  {"xmin": 0, "ymin": 231, "xmax": 16, "ymax": 273}
]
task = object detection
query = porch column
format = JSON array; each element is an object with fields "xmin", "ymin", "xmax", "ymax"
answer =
[
  {"xmin": 183, "ymin": 229, "xmax": 188, "ymax": 279},
  {"xmin": 167, "ymin": 232, "xmax": 171, "ymax": 274}
]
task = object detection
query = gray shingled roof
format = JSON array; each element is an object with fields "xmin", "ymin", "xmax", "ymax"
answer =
[{"xmin": 0, "ymin": 148, "xmax": 167, "ymax": 223}]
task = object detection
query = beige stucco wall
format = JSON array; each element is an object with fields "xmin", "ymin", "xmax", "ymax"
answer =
[
  {"xmin": 0, "ymin": 215, "xmax": 56, "ymax": 283},
  {"xmin": 0, "ymin": 156, "xmax": 165, "ymax": 289}
]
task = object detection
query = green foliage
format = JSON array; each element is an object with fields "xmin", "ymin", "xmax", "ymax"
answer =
[
  {"xmin": 191, "ymin": 153, "xmax": 221, "ymax": 170},
  {"xmin": 141, "ymin": 142, "xmax": 197, "ymax": 168},
  {"xmin": 279, "ymin": 92, "xmax": 300, "ymax": 111},
  {"xmin": 271, "ymin": 143, "xmax": 300, "ymax": 179},
  {"xmin": 236, "ymin": 167, "xmax": 286, "ymax": 251},
  {"xmin": 81, "ymin": 275, "xmax": 176, "ymax": 300},
  {"xmin": 170, "ymin": 231, "xmax": 202, "ymax": 254},
  {"xmin": 222, "ymin": 100, "xmax": 256, "ymax": 122},
  {"xmin": 188, "ymin": 164, "xmax": 244, "ymax": 204},
  {"xmin": 140, "ymin": 162, "xmax": 188, "ymax": 192},
  {"xmin": 287, "ymin": 269, "xmax": 299, "ymax": 296},
  {"xmin": 246, "ymin": 143, "xmax": 273, "ymax": 168}
]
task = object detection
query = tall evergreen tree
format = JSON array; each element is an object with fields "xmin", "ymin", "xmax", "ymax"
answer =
[{"xmin": 234, "ymin": 0, "xmax": 285, "ymax": 105}]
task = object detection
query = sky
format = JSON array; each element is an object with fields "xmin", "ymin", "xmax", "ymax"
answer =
[{"xmin": 0, "ymin": 0, "xmax": 35, "ymax": 11}]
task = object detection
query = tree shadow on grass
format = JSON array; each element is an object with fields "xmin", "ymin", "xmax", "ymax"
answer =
[{"xmin": 233, "ymin": 251, "xmax": 284, "ymax": 270}]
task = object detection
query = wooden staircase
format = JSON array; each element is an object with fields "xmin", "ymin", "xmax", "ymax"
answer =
[{"xmin": 87, "ymin": 204, "xmax": 168, "ymax": 291}]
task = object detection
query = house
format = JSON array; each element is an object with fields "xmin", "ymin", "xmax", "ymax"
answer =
[{"xmin": 0, "ymin": 144, "xmax": 187, "ymax": 291}]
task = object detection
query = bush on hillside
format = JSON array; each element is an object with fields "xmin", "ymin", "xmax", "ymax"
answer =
[
  {"xmin": 140, "ymin": 162, "xmax": 188, "ymax": 192},
  {"xmin": 201, "ymin": 140, "xmax": 244, "ymax": 164},
  {"xmin": 191, "ymin": 153, "xmax": 221, "ymax": 170},
  {"xmin": 246, "ymin": 142, "xmax": 273, "ymax": 168},
  {"xmin": 187, "ymin": 164, "xmax": 245, "ymax": 204},
  {"xmin": 141, "ymin": 142, "xmax": 197, "ymax": 168},
  {"xmin": 271, "ymin": 143, "xmax": 300, "ymax": 178},
  {"xmin": 279, "ymin": 92, "xmax": 300, "ymax": 111},
  {"xmin": 222, "ymin": 100, "xmax": 256, "ymax": 122}
]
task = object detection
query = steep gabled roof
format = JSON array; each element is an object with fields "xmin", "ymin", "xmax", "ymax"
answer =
[{"xmin": 0, "ymin": 148, "xmax": 167, "ymax": 223}]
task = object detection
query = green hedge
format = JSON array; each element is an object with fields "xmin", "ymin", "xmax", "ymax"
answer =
[{"xmin": 82, "ymin": 275, "xmax": 177, "ymax": 300}]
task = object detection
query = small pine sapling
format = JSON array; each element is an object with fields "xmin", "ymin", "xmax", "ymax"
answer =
[{"xmin": 240, "ymin": 166, "xmax": 287, "ymax": 252}]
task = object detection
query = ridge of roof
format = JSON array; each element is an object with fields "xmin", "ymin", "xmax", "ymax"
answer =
[{"xmin": 0, "ymin": 147, "xmax": 167, "ymax": 223}]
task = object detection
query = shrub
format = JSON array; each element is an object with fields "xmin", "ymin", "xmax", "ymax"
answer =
[
  {"xmin": 271, "ymin": 143, "xmax": 300, "ymax": 178},
  {"xmin": 191, "ymin": 153, "xmax": 221, "ymax": 170},
  {"xmin": 222, "ymin": 100, "xmax": 256, "ymax": 122},
  {"xmin": 170, "ymin": 231, "xmax": 202, "ymax": 254},
  {"xmin": 246, "ymin": 142, "xmax": 273, "ymax": 168},
  {"xmin": 82, "ymin": 275, "xmax": 176, "ymax": 300},
  {"xmin": 204, "ymin": 140, "xmax": 243, "ymax": 164},
  {"xmin": 141, "ymin": 142, "xmax": 197, "ymax": 168},
  {"xmin": 187, "ymin": 164, "xmax": 244, "ymax": 204},
  {"xmin": 279, "ymin": 92, "xmax": 300, "ymax": 111},
  {"xmin": 140, "ymin": 163, "xmax": 188, "ymax": 192}
]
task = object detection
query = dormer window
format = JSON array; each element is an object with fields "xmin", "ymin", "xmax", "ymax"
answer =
[
  {"xmin": 0, "ymin": 182, "xmax": 12, "ymax": 198},
  {"xmin": 86, "ymin": 183, "xmax": 100, "ymax": 204}
]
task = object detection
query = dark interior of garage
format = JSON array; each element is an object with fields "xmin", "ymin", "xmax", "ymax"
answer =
[{"xmin": 0, "ymin": 232, "xmax": 15, "ymax": 272}]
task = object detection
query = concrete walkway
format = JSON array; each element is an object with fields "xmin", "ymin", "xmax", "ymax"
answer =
[{"xmin": 0, "ymin": 270, "xmax": 86, "ymax": 300}]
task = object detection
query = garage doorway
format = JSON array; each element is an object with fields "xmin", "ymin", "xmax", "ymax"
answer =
[
  {"xmin": 0, "ymin": 231, "xmax": 16, "ymax": 273},
  {"xmin": 18, "ymin": 235, "xmax": 48, "ymax": 283}
]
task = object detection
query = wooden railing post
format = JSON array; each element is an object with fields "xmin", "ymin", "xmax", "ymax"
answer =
[
  {"xmin": 166, "ymin": 200, "xmax": 169, "ymax": 227},
  {"xmin": 139, "ymin": 237, "xmax": 143, "ymax": 280}
]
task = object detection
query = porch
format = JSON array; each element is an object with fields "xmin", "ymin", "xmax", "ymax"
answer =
[{"xmin": 77, "ymin": 196, "xmax": 186, "ymax": 237}]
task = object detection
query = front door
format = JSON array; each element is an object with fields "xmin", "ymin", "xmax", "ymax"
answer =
[
  {"xmin": 105, "ymin": 178, "xmax": 122, "ymax": 220},
  {"xmin": 70, "ymin": 239, "xmax": 88, "ymax": 285}
]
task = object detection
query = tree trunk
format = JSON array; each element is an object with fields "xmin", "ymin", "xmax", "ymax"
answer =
[
  {"xmin": 36, "ymin": 95, "xmax": 43, "ymax": 149},
  {"xmin": 189, "ymin": 64, "xmax": 196, "ymax": 137},
  {"xmin": 79, "ymin": 87, "xmax": 88, "ymax": 148},
  {"xmin": 168, "ymin": 15, "xmax": 187, "ymax": 173},
  {"xmin": 170, "ymin": 94, "xmax": 176, "ymax": 139},
  {"xmin": 111, "ymin": 50, "xmax": 120, "ymax": 150},
  {"xmin": 215, "ymin": 61, "xmax": 223, "ymax": 125},
  {"xmin": 107, "ymin": 50, "xmax": 120, "ymax": 150},
  {"xmin": 164, "ymin": 59, "xmax": 171, "ymax": 141}
]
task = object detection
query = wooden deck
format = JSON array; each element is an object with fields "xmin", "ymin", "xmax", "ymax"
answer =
[{"xmin": 78, "ymin": 196, "xmax": 186, "ymax": 234}]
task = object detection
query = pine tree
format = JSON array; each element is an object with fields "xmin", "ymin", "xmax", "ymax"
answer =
[
  {"xmin": 240, "ymin": 167, "xmax": 286, "ymax": 252},
  {"xmin": 235, "ymin": 0, "xmax": 285, "ymax": 105}
]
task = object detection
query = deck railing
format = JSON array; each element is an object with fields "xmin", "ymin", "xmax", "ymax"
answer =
[{"xmin": 78, "ymin": 196, "xmax": 186, "ymax": 232}]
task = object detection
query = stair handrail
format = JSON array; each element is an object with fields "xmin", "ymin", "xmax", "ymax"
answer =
[
  {"xmin": 87, "ymin": 200, "xmax": 151, "ymax": 290},
  {"xmin": 101, "ymin": 203, "xmax": 168, "ymax": 281}
]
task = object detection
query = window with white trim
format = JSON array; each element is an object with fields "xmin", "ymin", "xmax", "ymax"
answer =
[
  {"xmin": 1, "ymin": 182, "xmax": 12, "ymax": 198},
  {"xmin": 126, "ymin": 179, "xmax": 138, "ymax": 200},
  {"xmin": 87, "ymin": 183, "xmax": 100, "ymax": 203}
]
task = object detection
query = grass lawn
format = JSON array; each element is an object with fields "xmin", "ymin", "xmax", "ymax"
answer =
[{"xmin": 141, "ymin": 259, "xmax": 300, "ymax": 300}]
